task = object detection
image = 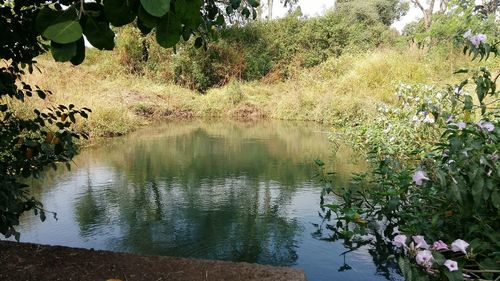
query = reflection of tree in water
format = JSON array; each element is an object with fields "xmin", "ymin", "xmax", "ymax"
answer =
[
  {"xmin": 70, "ymin": 121, "xmax": 337, "ymax": 266},
  {"xmin": 73, "ymin": 171, "xmax": 107, "ymax": 236},
  {"xmin": 74, "ymin": 174, "xmax": 301, "ymax": 265}
]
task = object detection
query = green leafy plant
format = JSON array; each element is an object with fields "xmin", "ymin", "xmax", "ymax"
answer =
[{"xmin": 318, "ymin": 29, "xmax": 499, "ymax": 280}]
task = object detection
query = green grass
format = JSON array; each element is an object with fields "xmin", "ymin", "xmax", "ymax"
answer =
[{"xmin": 20, "ymin": 46, "xmax": 498, "ymax": 140}]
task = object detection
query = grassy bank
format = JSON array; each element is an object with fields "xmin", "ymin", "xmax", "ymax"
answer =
[{"xmin": 19, "ymin": 45, "xmax": 497, "ymax": 140}]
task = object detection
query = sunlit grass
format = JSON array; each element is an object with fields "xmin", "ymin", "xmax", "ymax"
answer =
[{"xmin": 17, "ymin": 47, "xmax": 498, "ymax": 139}]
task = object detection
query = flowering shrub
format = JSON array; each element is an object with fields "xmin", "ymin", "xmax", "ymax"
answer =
[
  {"xmin": 319, "ymin": 31, "xmax": 499, "ymax": 280},
  {"xmin": 391, "ymin": 234, "xmax": 472, "ymax": 281}
]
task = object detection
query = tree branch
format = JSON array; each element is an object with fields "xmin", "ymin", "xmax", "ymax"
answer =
[{"xmin": 411, "ymin": 0, "xmax": 425, "ymax": 13}]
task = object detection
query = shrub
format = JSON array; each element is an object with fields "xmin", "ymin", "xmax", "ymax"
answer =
[{"xmin": 318, "ymin": 32, "xmax": 500, "ymax": 280}]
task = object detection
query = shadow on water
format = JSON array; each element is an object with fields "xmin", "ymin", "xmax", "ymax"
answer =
[{"xmin": 18, "ymin": 119, "xmax": 401, "ymax": 281}]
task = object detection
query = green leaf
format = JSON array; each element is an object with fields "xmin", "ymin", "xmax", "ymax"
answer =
[
  {"xmin": 182, "ymin": 27, "xmax": 192, "ymax": 41},
  {"xmin": 231, "ymin": 0, "xmax": 241, "ymax": 9},
  {"xmin": 398, "ymin": 257, "xmax": 412, "ymax": 281},
  {"xmin": 37, "ymin": 7, "xmax": 82, "ymax": 44},
  {"xmin": 444, "ymin": 269, "xmax": 463, "ymax": 281},
  {"xmin": 140, "ymin": 0, "xmax": 170, "ymax": 17},
  {"xmin": 491, "ymin": 190, "xmax": 500, "ymax": 210},
  {"xmin": 50, "ymin": 41, "xmax": 77, "ymax": 62},
  {"xmin": 156, "ymin": 13, "xmax": 182, "ymax": 48},
  {"xmin": 137, "ymin": 19, "xmax": 153, "ymax": 35},
  {"xmin": 247, "ymin": 0, "xmax": 260, "ymax": 8},
  {"xmin": 241, "ymin": 7, "xmax": 250, "ymax": 18},
  {"xmin": 463, "ymin": 95, "xmax": 473, "ymax": 111},
  {"xmin": 314, "ymin": 159, "xmax": 325, "ymax": 167},
  {"xmin": 432, "ymin": 251, "xmax": 446, "ymax": 265},
  {"xmin": 471, "ymin": 175, "xmax": 484, "ymax": 205},
  {"xmin": 43, "ymin": 20, "xmax": 83, "ymax": 44},
  {"xmin": 37, "ymin": 90, "xmax": 47, "ymax": 99},
  {"xmin": 215, "ymin": 15, "xmax": 225, "ymax": 25},
  {"xmin": 84, "ymin": 17, "xmax": 115, "ymax": 50},
  {"xmin": 35, "ymin": 7, "xmax": 61, "ymax": 34},
  {"xmin": 175, "ymin": 0, "xmax": 202, "ymax": 27},
  {"xmin": 70, "ymin": 38, "xmax": 86, "ymax": 66},
  {"xmin": 453, "ymin": 68, "xmax": 469, "ymax": 74},
  {"xmin": 194, "ymin": 37, "xmax": 203, "ymax": 49},
  {"xmin": 103, "ymin": 0, "xmax": 138, "ymax": 27},
  {"xmin": 138, "ymin": 5, "xmax": 160, "ymax": 28}
]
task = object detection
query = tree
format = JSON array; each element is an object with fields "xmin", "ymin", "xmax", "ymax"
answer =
[
  {"xmin": 257, "ymin": 0, "xmax": 297, "ymax": 20},
  {"xmin": 0, "ymin": 0, "xmax": 258, "ymax": 239},
  {"xmin": 408, "ymin": 0, "xmax": 473, "ymax": 30},
  {"xmin": 408, "ymin": 0, "xmax": 498, "ymax": 36},
  {"xmin": 335, "ymin": 0, "xmax": 409, "ymax": 26}
]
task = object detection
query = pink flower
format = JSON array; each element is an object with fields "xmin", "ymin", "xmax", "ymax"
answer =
[
  {"xmin": 416, "ymin": 250, "xmax": 433, "ymax": 267},
  {"xmin": 451, "ymin": 239, "xmax": 469, "ymax": 254},
  {"xmin": 392, "ymin": 234, "xmax": 407, "ymax": 248},
  {"xmin": 413, "ymin": 170, "xmax": 430, "ymax": 186},
  {"xmin": 444, "ymin": 260, "xmax": 458, "ymax": 272},
  {"xmin": 413, "ymin": 235, "xmax": 430, "ymax": 249},
  {"xmin": 432, "ymin": 240, "xmax": 448, "ymax": 250}
]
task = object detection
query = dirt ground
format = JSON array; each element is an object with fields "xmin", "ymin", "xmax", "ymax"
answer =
[{"xmin": 0, "ymin": 241, "xmax": 307, "ymax": 281}]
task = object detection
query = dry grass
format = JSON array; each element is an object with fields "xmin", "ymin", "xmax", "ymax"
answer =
[{"xmin": 17, "ymin": 47, "xmax": 498, "ymax": 139}]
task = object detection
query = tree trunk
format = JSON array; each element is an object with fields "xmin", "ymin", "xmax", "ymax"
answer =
[
  {"xmin": 257, "ymin": 3, "xmax": 263, "ymax": 20},
  {"xmin": 411, "ymin": 0, "xmax": 436, "ymax": 31},
  {"xmin": 267, "ymin": 0, "xmax": 273, "ymax": 20}
]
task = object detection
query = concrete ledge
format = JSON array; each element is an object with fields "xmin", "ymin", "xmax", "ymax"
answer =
[{"xmin": 0, "ymin": 241, "xmax": 307, "ymax": 281}]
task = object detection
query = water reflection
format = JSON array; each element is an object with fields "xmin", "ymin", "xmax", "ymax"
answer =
[{"xmin": 16, "ymin": 119, "xmax": 394, "ymax": 281}]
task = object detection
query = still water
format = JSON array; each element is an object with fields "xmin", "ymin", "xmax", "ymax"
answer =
[{"xmin": 17, "ymin": 120, "xmax": 399, "ymax": 281}]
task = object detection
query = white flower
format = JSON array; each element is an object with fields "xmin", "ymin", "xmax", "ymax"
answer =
[
  {"xmin": 392, "ymin": 226, "xmax": 400, "ymax": 235},
  {"xmin": 444, "ymin": 260, "xmax": 458, "ymax": 272},
  {"xmin": 413, "ymin": 170, "xmax": 430, "ymax": 186},
  {"xmin": 416, "ymin": 250, "xmax": 433, "ymax": 267},
  {"xmin": 392, "ymin": 234, "xmax": 407, "ymax": 248},
  {"xmin": 423, "ymin": 114, "xmax": 435, "ymax": 124},
  {"xmin": 477, "ymin": 121, "xmax": 495, "ymax": 132},
  {"xmin": 413, "ymin": 235, "xmax": 430, "ymax": 249},
  {"xmin": 469, "ymin": 33, "xmax": 487, "ymax": 47},
  {"xmin": 412, "ymin": 116, "xmax": 420, "ymax": 123},
  {"xmin": 469, "ymin": 36, "xmax": 479, "ymax": 47},
  {"xmin": 436, "ymin": 93, "xmax": 443, "ymax": 99},
  {"xmin": 463, "ymin": 29, "xmax": 473, "ymax": 39},
  {"xmin": 451, "ymin": 239, "xmax": 469, "ymax": 254},
  {"xmin": 457, "ymin": 122, "xmax": 466, "ymax": 130}
]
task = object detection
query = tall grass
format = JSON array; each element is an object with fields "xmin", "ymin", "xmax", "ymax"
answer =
[{"xmin": 19, "ymin": 45, "xmax": 498, "ymax": 140}]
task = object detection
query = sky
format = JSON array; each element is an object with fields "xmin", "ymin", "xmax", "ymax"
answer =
[{"xmin": 271, "ymin": 0, "xmax": 425, "ymax": 32}]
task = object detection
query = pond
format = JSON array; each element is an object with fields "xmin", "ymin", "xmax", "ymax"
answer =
[{"xmin": 16, "ymin": 119, "xmax": 401, "ymax": 281}]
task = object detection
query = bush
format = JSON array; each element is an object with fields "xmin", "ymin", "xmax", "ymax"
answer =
[
  {"xmin": 318, "ymin": 33, "xmax": 500, "ymax": 280},
  {"xmin": 116, "ymin": 5, "xmax": 400, "ymax": 92}
]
